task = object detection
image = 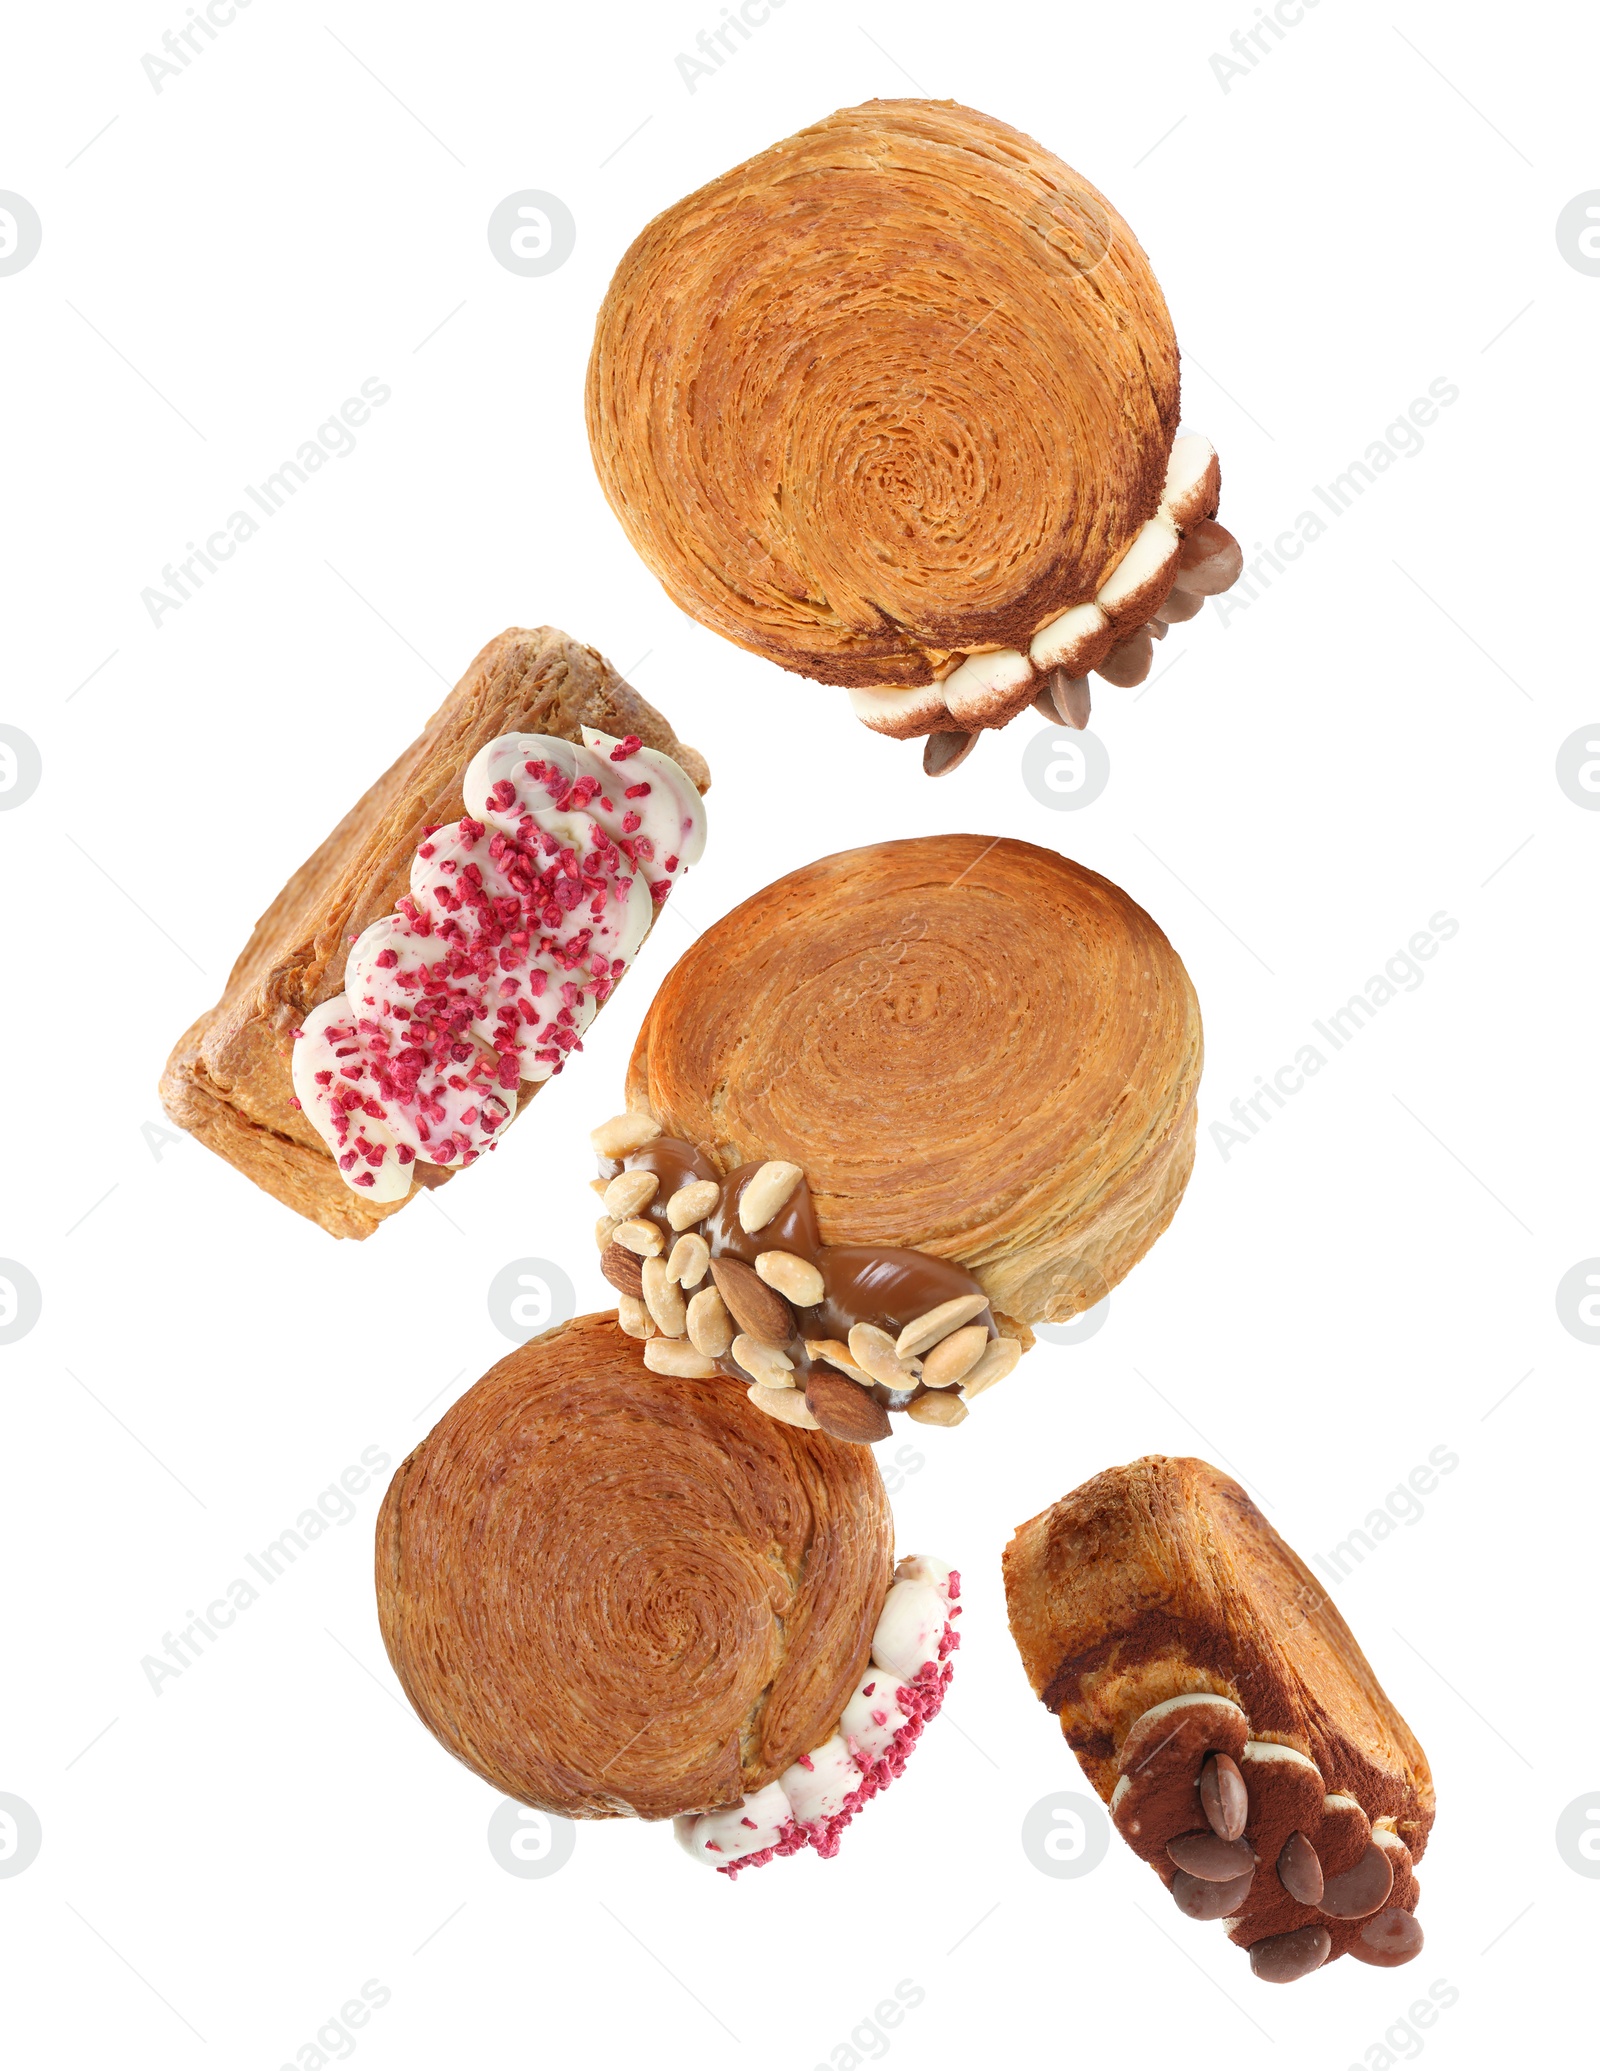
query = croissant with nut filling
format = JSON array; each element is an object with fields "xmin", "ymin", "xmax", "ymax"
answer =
[
  {"xmin": 601, "ymin": 834, "xmax": 1200, "ymax": 1439},
  {"xmin": 376, "ymin": 1312, "xmax": 961, "ymax": 1874},
  {"xmin": 587, "ymin": 98, "xmax": 1243, "ymax": 775},
  {"xmin": 160, "ymin": 627, "xmax": 708, "ymax": 1238},
  {"xmin": 1003, "ymin": 1456, "xmax": 1435, "ymax": 1983}
]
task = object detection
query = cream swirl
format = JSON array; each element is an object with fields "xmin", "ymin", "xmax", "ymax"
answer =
[{"xmin": 292, "ymin": 728, "xmax": 705, "ymax": 1201}]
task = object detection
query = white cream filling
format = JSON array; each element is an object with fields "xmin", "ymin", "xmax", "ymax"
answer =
[
  {"xmin": 678, "ymin": 1560, "xmax": 956, "ymax": 1870},
  {"xmin": 1243, "ymin": 1738, "xmax": 1322, "ymax": 1774},
  {"xmin": 292, "ymin": 729, "xmax": 704, "ymax": 1199},
  {"xmin": 1131, "ymin": 1692, "xmax": 1247, "ymax": 1729},
  {"xmin": 848, "ymin": 432, "xmax": 1221, "ymax": 734},
  {"xmin": 840, "ymin": 1668, "xmax": 912, "ymax": 1762},
  {"xmin": 868, "ymin": 1577, "xmax": 949, "ymax": 1681}
]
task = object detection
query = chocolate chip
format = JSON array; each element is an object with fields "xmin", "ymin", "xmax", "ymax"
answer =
[
  {"xmin": 805, "ymin": 1368, "xmax": 892, "ymax": 1444},
  {"xmin": 1113, "ymin": 1696, "xmax": 1249, "ymax": 1854},
  {"xmin": 1153, "ymin": 584, "xmax": 1204, "ymax": 624},
  {"xmin": 601, "ymin": 1242, "xmax": 644, "ymax": 1300},
  {"xmin": 1318, "ymin": 1841, "xmax": 1394, "ymax": 1919},
  {"xmin": 1172, "ymin": 1867, "xmax": 1253, "ymax": 1921},
  {"xmin": 1166, "ymin": 1831, "xmax": 1255, "ymax": 1882},
  {"xmin": 708, "ymin": 1255, "xmax": 794, "ymax": 1347},
  {"xmin": 1172, "ymin": 519, "xmax": 1244, "ymax": 597},
  {"xmin": 1094, "ymin": 625, "xmax": 1154, "ymax": 688},
  {"xmin": 1045, "ymin": 668, "xmax": 1091, "ymax": 729},
  {"xmin": 1276, "ymin": 1830, "xmax": 1324, "ymax": 1906},
  {"xmin": 1247, "ymin": 1924, "xmax": 1331, "ymax": 1984},
  {"xmin": 923, "ymin": 729, "xmax": 977, "ymax": 777},
  {"xmin": 1350, "ymin": 1908, "xmax": 1425, "ymax": 1968},
  {"xmin": 1199, "ymin": 1753, "xmax": 1248, "ymax": 1843}
]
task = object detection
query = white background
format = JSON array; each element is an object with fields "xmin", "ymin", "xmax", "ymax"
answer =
[{"xmin": 1, "ymin": 1, "xmax": 1594, "ymax": 2065}]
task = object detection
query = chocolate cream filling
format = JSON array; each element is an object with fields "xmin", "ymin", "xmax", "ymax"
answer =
[{"xmin": 598, "ymin": 1138, "xmax": 1017, "ymax": 1442}]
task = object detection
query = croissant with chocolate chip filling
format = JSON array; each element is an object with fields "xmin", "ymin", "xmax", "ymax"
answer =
[
  {"xmin": 1003, "ymin": 1457, "xmax": 1435, "ymax": 1982},
  {"xmin": 624, "ymin": 835, "xmax": 1201, "ymax": 1332},
  {"xmin": 159, "ymin": 627, "xmax": 708, "ymax": 1239},
  {"xmin": 586, "ymin": 98, "xmax": 1243, "ymax": 772},
  {"xmin": 376, "ymin": 1313, "xmax": 961, "ymax": 1872}
]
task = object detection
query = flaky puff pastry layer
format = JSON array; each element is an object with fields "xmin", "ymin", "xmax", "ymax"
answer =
[
  {"xmin": 624, "ymin": 834, "xmax": 1201, "ymax": 1326},
  {"xmin": 586, "ymin": 99, "xmax": 1179, "ymax": 689},
  {"xmin": 375, "ymin": 1312, "xmax": 894, "ymax": 1820},
  {"xmin": 1003, "ymin": 1456, "xmax": 1435, "ymax": 1861},
  {"xmin": 159, "ymin": 629, "xmax": 708, "ymax": 1240}
]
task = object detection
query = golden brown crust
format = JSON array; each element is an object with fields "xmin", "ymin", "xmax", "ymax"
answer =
[
  {"xmin": 159, "ymin": 628, "xmax": 709, "ymax": 1239},
  {"xmin": 1002, "ymin": 1456, "xmax": 1435, "ymax": 1860},
  {"xmin": 624, "ymin": 835, "xmax": 1201, "ymax": 1324},
  {"xmin": 374, "ymin": 1312, "xmax": 894, "ymax": 1820},
  {"xmin": 587, "ymin": 99, "xmax": 1179, "ymax": 689}
]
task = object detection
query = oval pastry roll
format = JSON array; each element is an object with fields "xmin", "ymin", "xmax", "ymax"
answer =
[
  {"xmin": 620, "ymin": 835, "xmax": 1201, "ymax": 1333},
  {"xmin": 1002, "ymin": 1457, "xmax": 1435, "ymax": 1983},
  {"xmin": 158, "ymin": 628, "xmax": 708, "ymax": 1239},
  {"xmin": 586, "ymin": 99, "xmax": 1243, "ymax": 768},
  {"xmin": 375, "ymin": 1313, "xmax": 960, "ymax": 1873}
]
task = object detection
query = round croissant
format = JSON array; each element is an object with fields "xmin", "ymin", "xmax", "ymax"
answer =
[
  {"xmin": 375, "ymin": 1312, "xmax": 894, "ymax": 1819},
  {"xmin": 624, "ymin": 834, "xmax": 1201, "ymax": 1323},
  {"xmin": 587, "ymin": 98, "xmax": 1195, "ymax": 708}
]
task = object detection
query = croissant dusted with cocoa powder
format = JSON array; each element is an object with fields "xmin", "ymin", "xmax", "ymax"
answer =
[
  {"xmin": 622, "ymin": 835, "xmax": 1201, "ymax": 1334},
  {"xmin": 586, "ymin": 99, "xmax": 1243, "ymax": 770},
  {"xmin": 1003, "ymin": 1457, "xmax": 1435, "ymax": 1982},
  {"xmin": 376, "ymin": 1312, "xmax": 961, "ymax": 1872},
  {"xmin": 160, "ymin": 628, "xmax": 708, "ymax": 1238}
]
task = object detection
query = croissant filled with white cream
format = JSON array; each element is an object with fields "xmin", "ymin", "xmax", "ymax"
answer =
[
  {"xmin": 376, "ymin": 1313, "xmax": 960, "ymax": 1874},
  {"xmin": 160, "ymin": 627, "xmax": 708, "ymax": 1238}
]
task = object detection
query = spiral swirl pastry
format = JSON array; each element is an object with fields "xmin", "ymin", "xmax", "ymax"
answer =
[
  {"xmin": 375, "ymin": 1312, "xmax": 894, "ymax": 1821},
  {"xmin": 624, "ymin": 834, "xmax": 1201, "ymax": 1325},
  {"xmin": 587, "ymin": 100, "xmax": 1241, "ymax": 768}
]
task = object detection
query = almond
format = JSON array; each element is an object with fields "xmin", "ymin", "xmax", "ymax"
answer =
[
  {"xmin": 600, "ymin": 1242, "xmax": 645, "ymax": 1300},
  {"xmin": 805, "ymin": 1369, "xmax": 891, "ymax": 1444},
  {"xmin": 709, "ymin": 1255, "xmax": 793, "ymax": 1347}
]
